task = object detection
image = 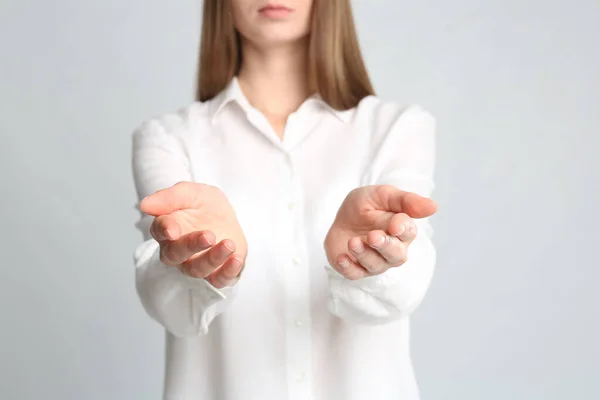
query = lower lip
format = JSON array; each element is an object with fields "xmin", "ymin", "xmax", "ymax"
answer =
[{"xmin": 259, "ymin": 7, "xmax": 292, "ymax": 18}]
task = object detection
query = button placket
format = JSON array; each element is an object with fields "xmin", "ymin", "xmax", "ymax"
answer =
[
  {"xmin": 281, "ymin": 151, "xmax": 312, "ymax": 400},
  {"xmin": 295, "ymin": 371, "xmax": 306, "ymax": 383}
]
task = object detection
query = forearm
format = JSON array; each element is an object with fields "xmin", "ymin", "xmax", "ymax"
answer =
[
  {"xmin": 134, "ymin": 238, "xmax": 235, "ymax": 337},
  {"xmin": 326, "ymin": 220, "xmax": 436, "ymax": 325},
  {"xmin": 131, "ymin": 121, "xmax": 238, "ymax": 336}
]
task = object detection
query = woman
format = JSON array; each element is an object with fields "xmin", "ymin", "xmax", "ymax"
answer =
[{"xmin": 132, "ymin": 0, "xmax": 438, "ymax": 399}]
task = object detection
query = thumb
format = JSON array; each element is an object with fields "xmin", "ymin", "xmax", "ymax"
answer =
[
  {"xmin": 380, "ymin": 185, "xmax": 438, "ymax": 219},
  {"xmin": 140, "ymin": 182, "xmax": 202, "ymax": 216}
]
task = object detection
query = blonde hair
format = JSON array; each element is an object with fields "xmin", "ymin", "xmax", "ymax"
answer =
[{"xmin": 195, "ymin": 0, "xmax": 375, "ymax": 110}]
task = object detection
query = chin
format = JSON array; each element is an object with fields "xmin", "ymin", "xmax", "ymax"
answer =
[
  {"xmin": 249, "ymin": 23, "xmax": 308, "ymax": 44},
  {"xmin": 256, "ymin": 32, "xmax": 309, "ymax": 47}
]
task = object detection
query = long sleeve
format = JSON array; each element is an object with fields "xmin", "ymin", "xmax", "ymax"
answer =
[
  {"xmin": 132, "ymin": 118, "xmax": 234, "ymax": 337},
  {"xmin": 326, "ymin": 104, "xmax": 437, "ymax": 325}
]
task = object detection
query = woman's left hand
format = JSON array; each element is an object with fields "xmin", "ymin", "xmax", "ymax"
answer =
[{"xmin": 324, "ymin": 185, "xmax": 438, "ymax": 280}]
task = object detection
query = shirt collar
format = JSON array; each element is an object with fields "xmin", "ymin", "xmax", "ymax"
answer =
[
  {"xmin": 209, "ymin": 77, "xmax": 352, "ymax": 125},
  {"xmin": 209, "ymin": 76, "xmax": 251, "ymax": 125}
]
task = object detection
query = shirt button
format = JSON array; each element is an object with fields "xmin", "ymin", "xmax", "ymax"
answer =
[
  {"xmin": 294, "ymin": 319, "xmax": 303, "ymax": 327},
  {"xmin": 295, "ymin": 372, "xmax": 305, "ymax": 382},
  {"xmin": 288, "ymin": 201, "xmax": 297, "ymax": 210},
  {"xmin": 292, "ymin": 257, "xmax": 302, "ymax": 266}
]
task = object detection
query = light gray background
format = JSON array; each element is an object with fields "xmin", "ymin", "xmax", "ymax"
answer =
[{"xmin": 1, "ymin": 0, "xmax": 598, "ymax": 399}]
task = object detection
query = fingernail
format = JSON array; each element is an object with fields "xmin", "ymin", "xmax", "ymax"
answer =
[
  {"xmin": 339, "ymin": 259, "xmax": 350, "ymax": 269},
  {"xmin": 165, "ymin": 229, "xmax": 174, "ymax": 240},
  {"xmin": 141, "ymin": 195, "xmax": 152, "ymax": 205},
  {"xmin": 395, "ymin": 225, "xmax": 405, "ymax": 237},
  {"xmin": 160, "ymin": 243, "xmax": 169, "ymax": 261},
  {"xmin": 196, "ymin": 233, "xmax": 207, "ymax": 247},
  {"xmin": 231, "ymin": 256, "xmax": 243, "ymax": 269},
  {"xmin": 352, "ymin": 242, "xmax": 364, "ymax": 253},
  {"xmin": 223, "ymin": 240, "xmax": 235, "ymax": 252},
  {"xmin": 375, "ymin": 235, "xmax": 386, "ymax": 247}
]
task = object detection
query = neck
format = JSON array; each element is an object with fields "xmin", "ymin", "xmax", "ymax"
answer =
[{"xmin": 237, "ymin": 38, "xmax": 311, "ymax": 118}]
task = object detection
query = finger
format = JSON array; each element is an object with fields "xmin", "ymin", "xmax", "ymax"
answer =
[
  {"xmin": 403, "ymin": 195, "xmax": 437, "ymax": 219},
  {"xmin": 387, "ymin": 213, "xmax": 418, "ymax": 244},
  {"xmin": 334, "ymin": 254, "xmax": 368, "ymax": 281},
  {"xmin": 348, "ymin": 236, "xmax": 389, "ymax": 274},
  {"xmin": 151, "ymin": 215, "xmax": 182, "ymax": 241},
  {"xmin": 141, "ymin": 181, "xmax": 206, "ymax": 216},
  {"xmin": 181, "ymin": 239, "xmax": 236, "ymax": 278},
  {"xmin": 366, "ymin": 230, "xmax": 408, "ymax": 266},
  {"xmin": 376, "ymin": 185, "xmax": 437, "ymax": 219},
  {"xmin": 160, "ymin": 230, "xmax": 216, "ymax": 266},
  {"xmin": 206, "ymin": 254, "xmax": 245, "ymax": 289}
]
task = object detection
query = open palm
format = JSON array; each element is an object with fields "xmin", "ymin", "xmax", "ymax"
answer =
[
  {"xmin": 141, "ymin": 182, "xmax": 248, "ymax": 288},
  {"xmin": 324, "ymin": 184, "xmax": 437, "ymax": 280}
]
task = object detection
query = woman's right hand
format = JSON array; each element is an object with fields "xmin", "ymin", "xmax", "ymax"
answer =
[{"xmin": 140, "ymin": 181, "xmax": 248, "ymax": 289}]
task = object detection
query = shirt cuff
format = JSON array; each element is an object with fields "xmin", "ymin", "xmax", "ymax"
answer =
[
  {"xmin": 324, "ymin": 226, "xmax": 435, "ymax": 323},
  {"xmin": 134, "ymin": 239, "xmax": 233, "ymax": 335}
]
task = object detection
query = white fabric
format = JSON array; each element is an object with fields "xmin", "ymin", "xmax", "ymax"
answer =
[{"xmin": 131, "ymin": 77, "xmax": 437, "ymax": 400}]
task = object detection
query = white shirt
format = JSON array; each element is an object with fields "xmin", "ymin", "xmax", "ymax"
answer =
[{"xmin": 132, "ymin": 77, "xmax": 436, "ymax": 400}]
